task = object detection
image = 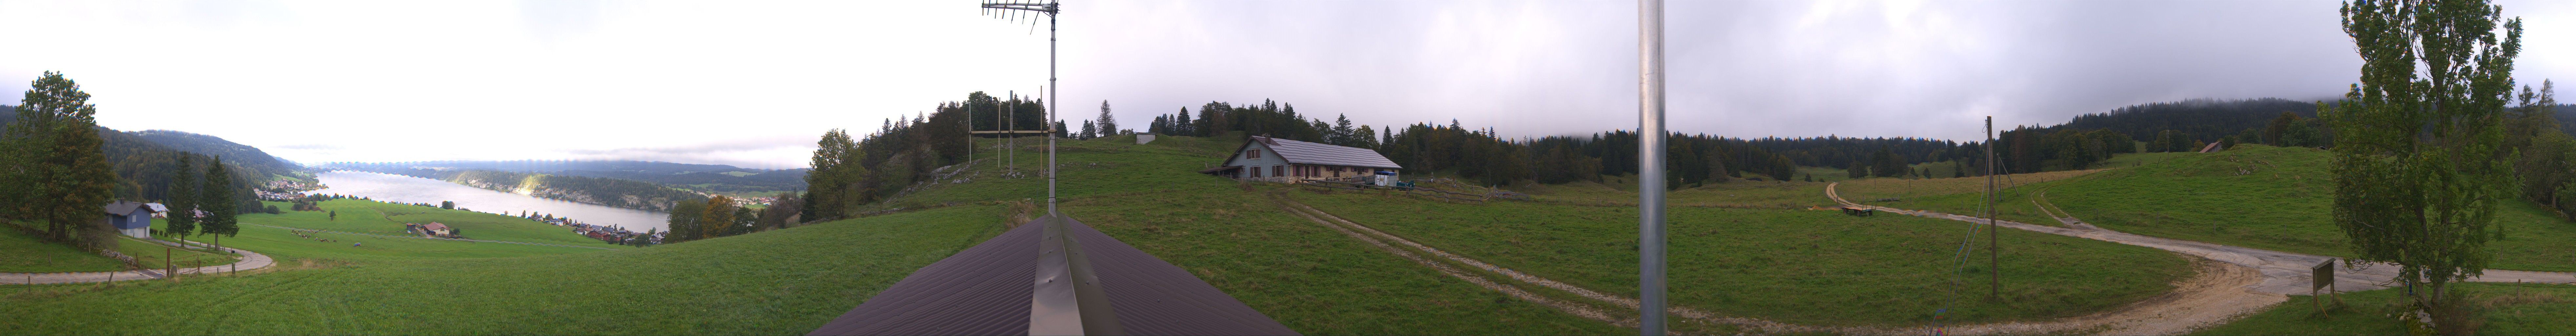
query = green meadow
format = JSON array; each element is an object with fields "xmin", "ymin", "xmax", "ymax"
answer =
[
  {"xmin": 2194, "ymin": 283, "xmax": 2576, "ymax": 335},
  {"xmin": 3, "ymin": 222, "xmax": 240, "ymax": 273},
  {"xmin": 0, "ymin": 205, "xmax": 1007, "ymax": 334},
  {"xmin": 1284, "ymin": 189, "xmax": 2193, "ymax": 327},
  {"xmin": 870, "ymin": 134, "xmax": 1625, "ymax": 334},
  {"xmin": 2020, "ymin": 145, "xmax": 2576, "ymax": 272}
]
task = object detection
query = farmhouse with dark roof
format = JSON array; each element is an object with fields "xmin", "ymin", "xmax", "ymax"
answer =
[{"xmin": 1200, "ymin": 135, "xmax": 1403, "ymax": 182}]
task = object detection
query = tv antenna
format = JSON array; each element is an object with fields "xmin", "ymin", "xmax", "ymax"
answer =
[{"xmin": 971, "ymin": 0, "xmax": 1062, "ymax": 216}]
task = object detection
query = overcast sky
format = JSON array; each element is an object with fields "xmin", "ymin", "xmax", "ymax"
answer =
[{"xmin": 2, "ymin": 1, "xmax": 2571, "ymax": 169}]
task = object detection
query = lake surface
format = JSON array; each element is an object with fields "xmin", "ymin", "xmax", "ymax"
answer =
[{"xmin": 310, "ymin": 171, "xmax": 670, "ymax": 232}]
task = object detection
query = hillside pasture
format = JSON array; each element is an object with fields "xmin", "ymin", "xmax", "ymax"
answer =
[
  {"xmin": 1285, "ymin": 190, "xmax": 2194, "ymax": 327},
  {"xmin": 2192, "ymin": 282, "xmax": 2576, "ymax": 335},
  {"xmin": 2036, "ymin": 145, "xmax": 2576, "ymax": 272},
  {"xmin": 0, "ymin": 205, "xmax": 1010, "ymax": 335}
]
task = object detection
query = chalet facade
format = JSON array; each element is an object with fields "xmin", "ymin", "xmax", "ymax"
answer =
[
  {"xmin": 1200, "ymin": 136, "xmax": 1402, "ymax": 182},
  {"xmin": 102, "ymin": 200, "xmax": 158, "ymax": 239}
]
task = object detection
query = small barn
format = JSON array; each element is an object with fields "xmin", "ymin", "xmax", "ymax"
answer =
[
  {"xmin": 103, "ymin": 200, "xmax": 156, "ymax": 239},
  {"xmin": 421, "ymin": 222, "xmax": 453, "ymax": 237},
  {"xmin": 1200, "ymin": 136, "xmax": 1402, "ymax": 182}
]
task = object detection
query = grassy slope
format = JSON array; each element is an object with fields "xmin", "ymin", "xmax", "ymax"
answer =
[
  {"xmin": 0, "ymin": 205, "xmax": 1008, "ymax": 335},
  {"xmin": 2193, "ymin": 283, "xmax": 2576, "ymax": 335},
  {"xmin": 269, "ymin": 200, "xmax": 632, "ymax": 248},
  {"xmin": 0, "ymin": 226, "xmax": 128, "ymax": 273},
  {"xmin": 887, "ymin": 134, "xmax": 1622, "ymax": 334},
  {"xmin": 2, "ymin": 223, "xmax": 241, "ymax": 273},
  {"xmin": 1843, "ymin": 169, "xmax": 2107, "ymax": 226},
  {"xmin": 1287, "ymin": 190, "xmax": 2191, "ymax": 326},
  {"xmin": 148, "ymin": 199, "xmax": 622, "ymax": 264},
  {"xmin": 2037, "ymin": 144, "xmax": 2576, "ymax": 272}
]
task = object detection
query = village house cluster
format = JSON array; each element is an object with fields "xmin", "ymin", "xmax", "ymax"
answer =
[
  {"xmin": 569, "ymin": 222, "xmax": 657, "ymax": 245},
  {"xmin": 522, "ymin": 212, "xmax": 659, "ymax": 245}
]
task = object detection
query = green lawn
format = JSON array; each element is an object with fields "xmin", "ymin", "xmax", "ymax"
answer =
[
  {"xmin": 1286, "ymin": 189, "xmax": 2194, "ymax": 327},
  {"xmin": 145, "ymin": 199, "xmax": 623, "ymax": 264},
  {"xmin": 1, "ymin": 222, "xmax": 240, "ymax": 273},
  {"xmin": 4, "ymin": 133, "xmax": 1626, "ymax": 335},
  {"xmin": 2030, "ymin": 144, "xmax": 2576, "ymax": 272},
  {"xmin": 0, "ymin": 205, "xmax": 1010, "ymax": 334},
  {"xmin": 899, "ymin": 134, "xmax": 1624, "ymax": 334},
  {"xmin": 0, "ymin": 225, "xmax": 127, "ymax": 273},
  {"xmin": 1843, "ymin": 169, "xmax": 2107, "ymax": 227},
  {"xmin": 2193, "ymin": 283, "xmax": 2576, "ymax": 335}
]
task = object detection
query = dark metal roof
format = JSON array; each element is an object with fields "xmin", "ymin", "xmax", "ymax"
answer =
[
  {"xmin": 809, "ymin": 215, "xmax": 1297, "ymax": 336},
  {"xmin": 102, "ymin": 200, "xmax": 147, "ymax": 215},
  {"xmin": 1247, "ymin": 136, "xmax": 1403, "ymax": 169}
]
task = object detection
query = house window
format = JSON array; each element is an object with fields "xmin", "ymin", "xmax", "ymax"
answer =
[
  {"xmin": 1247, "ymin": 149, "xmax": 1260, "ymax": 159},
  {"xmin": 1252, "ymin": 166, "xmax": 1263, "ymax": 178},
  {"xmin": 1275, "ymin": 165, "xmax": 1284, "ymax": 178}
]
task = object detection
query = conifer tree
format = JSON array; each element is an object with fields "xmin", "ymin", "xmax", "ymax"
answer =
[
  {"xmin": 167, "ymin": 155, "xmax": 199, "ymax": 242},
  {"xmin": 1096, "ymin": 100, "xmax": 1117, "ymax": 136},
  {"xmin": 6, "ymin": 71, "xmax": 120, "ymax": 249},
  {"xmin": 199, "ymin": 157, "xmax": 240, "ymax": 249}
]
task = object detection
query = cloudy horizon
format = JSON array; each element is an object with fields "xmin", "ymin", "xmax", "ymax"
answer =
[{"xmin": 3, "ymin": 0, "xmax": 2571, "ymax": 169}]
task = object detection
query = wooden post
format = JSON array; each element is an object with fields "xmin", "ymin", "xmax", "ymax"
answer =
[{"xmin": 165, "ymin": 247, "xmax": 175, "ymax": 282}]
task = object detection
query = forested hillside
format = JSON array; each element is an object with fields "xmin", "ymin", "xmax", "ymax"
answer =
[
  {"xmin": 128, "ymin": 130, "xmax": 302, "ymax": 179},
  {"xmin": 796, "ymin": 90, "xmax": 2569, "ymax": 223},
  {"xmin": 1, "ymin": 105, "xmax": 267, "ymax": 210}
]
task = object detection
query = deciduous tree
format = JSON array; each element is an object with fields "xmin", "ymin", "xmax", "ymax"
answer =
[
  {"xmin": 2325, "ymin": 0, "xmax": 2522, "ymax": 325},
  {"xmin": 5, "ymin": 72, "xmax": 120, "ymax": 250}
]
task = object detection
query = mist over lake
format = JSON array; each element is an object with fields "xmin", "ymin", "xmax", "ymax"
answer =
[{"xmin": 309, "ymin": 170, "xmax": 670, "ymax": 232}]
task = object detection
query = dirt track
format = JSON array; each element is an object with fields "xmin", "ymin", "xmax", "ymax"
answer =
[
  {"xmin": 1826, "ymin": 182, "xmax": 2576, "ymax": 334},
  {"xmin": 1279, "ymin": 191, "xmax": 2300, "ymax": 335}
]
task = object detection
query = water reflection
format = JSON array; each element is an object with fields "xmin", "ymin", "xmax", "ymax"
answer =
[{"xmin": 310, "ymin": 171, "xmax": 670, "ymax": 232}]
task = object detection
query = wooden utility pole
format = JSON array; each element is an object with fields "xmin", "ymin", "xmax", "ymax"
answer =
[{"xmin": 1985, "ymin": 116, "xmax": 1999, "ymax": 300}]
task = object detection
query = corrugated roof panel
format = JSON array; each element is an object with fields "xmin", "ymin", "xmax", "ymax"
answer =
[
  {"xmin": 809, "ymin": 216, "xmax": 1297, "ymax": 336},
  {"xmin": 1259, "ymin": 137, "xmax": 1402, "ymax": 169},
  {"xmin": 1067, "ymin": 219, "xmax": 1299, "ymax": 336},
  {"xmin": 808, "ymin": 223, "xmax": 1040, "ymax": 335}
]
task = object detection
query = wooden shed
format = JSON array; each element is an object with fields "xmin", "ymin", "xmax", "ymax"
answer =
[{"xmin": 1200, "ymin": 136, "xmax": 1402, "ymax": 182}]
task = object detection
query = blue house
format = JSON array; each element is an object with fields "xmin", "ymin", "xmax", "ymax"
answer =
[{"xmin": 103, "ymin": 200, "xmax": 156, "ymax": 239}]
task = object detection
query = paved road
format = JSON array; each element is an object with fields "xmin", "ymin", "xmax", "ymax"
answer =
[
  {"xmin": 1825, "ymin": 182, "xmax": 2576, "ymax": 295},
  {"xmin": 1, "ymin": 236, "xmax": 274, "ymax": 285}
]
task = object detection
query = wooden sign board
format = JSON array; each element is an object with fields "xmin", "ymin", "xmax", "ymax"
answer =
[
  {"xmin": 2312, "ymin": 260, "xmax": 2334, "ymax": 290},
  {"xmin": 2312, "ymin": 259, "xmax": 2337, "ymax": 314}
]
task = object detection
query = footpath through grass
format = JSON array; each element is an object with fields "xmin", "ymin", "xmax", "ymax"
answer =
[
  {"xmin": 2193, "ymin": 282, "xmax": 2576, "ymax": 335},
  {"xmin": 1286, "ymin": 189, "xmax": 2194, "ymax": 327},
  {"xmin": 0, "ymin": 205, "xmax": 1010, "ymax": 335},
  {"xmin": 2032, "ymin": 145, "xmax": 2576, "ymax": 272},
  {"xmin": 905, "ymin": 134, "xmax": 1623, "ymax": 334},
  {"xmin": 1841, "ymin": 169, "xmax": 2106, "ymax": 227}
]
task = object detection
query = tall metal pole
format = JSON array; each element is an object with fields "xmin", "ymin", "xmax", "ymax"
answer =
[
  {"xmin": 1985, "ymin": 116, "xmax": 1998, "ymax": 300},
  {"xmin": 1047, "ymin": 9, "xmax": 1058, "ymax": 216},
  {"xmin": 1636, "ymin": 1, "xmax": 1667, "ymax": 334},
  {"xmin": 1010, "ymin": 91, "xmax": 1017, "ymax": 175}
]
